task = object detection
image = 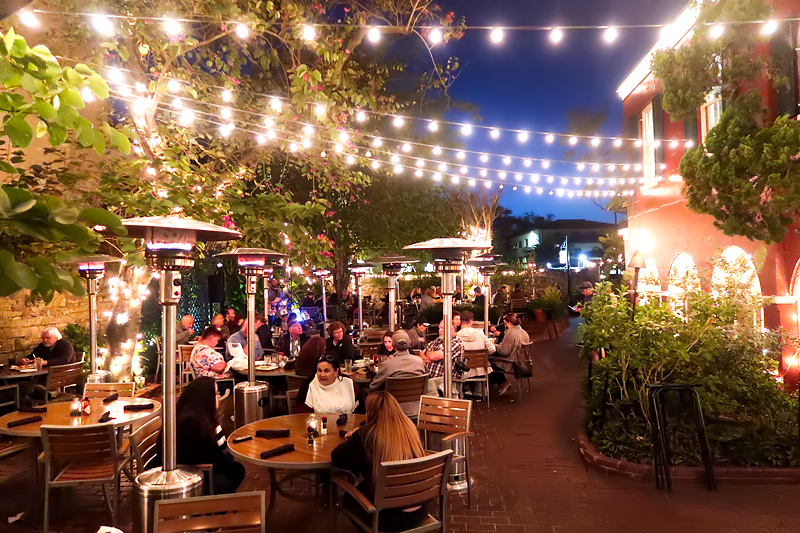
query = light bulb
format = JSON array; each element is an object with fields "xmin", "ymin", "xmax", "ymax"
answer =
[
  {"xmin": 19, "ymin": 11, "xmax": 39, "ymax": 28},
  {"xmin": 461, "ymin": 124, "xmax": 472, "ymax": 135},
  {"xmin": 179, "ymin": 109, "xmax": 194, "ymax": 126},
  {"xmin": 490, "ymin": 28, "xmax": 504, "ymax": 43},
  {"xmin": 339, "ymin": 131, "xmax": 349, "ymax": 142},
  {"xmin": 172, "ymin": 97, "xmax": 182, "ymax": 109},
  {"xmin": 592, "ymin": 164, "xmax": 600, "ymax": 172},
  {"xmin": 614, "ymin": 138, "xmax": 623, "ymax": 147},
  {"xmin": 270, "ymin": 97, "xmax": 282, "ymax": 110},
  {"xmin": 108, "ymin": 68, "xmax": 124, "ymax": 83},
  {"xmin": 608, "ymin": 164, "xmax": 616, "ymax": 171},
  {"xmin": 165, "ymin": 79, "xmax": 180, "ymax": 93},
  {"xmin": 164, "ymin": 18, "xmax": 181, "ymax": 36},
  {"xmin": 371, "ymin": 160, "xmax": 379, "ymax": 169},
  {"xmin": 315, "ymin": 104, "xmax": 326, "ymax": 116},
  {"xmin": 503, "ymin": 156, "xmax": 511, "ymax": 165},
  {"xmin": 402, "ymin": 143, "xmax": 411, "ymax": 152},
  {"xmin": 710, "ymin": 24, "xmax": 724, "ymax": 39},
  {"xmin": 480, "ymin": 169, "xmax": 488, "ymax": 177},
  {"xmin": 604, "ymin": 27, "xmax": 618, "ymax": 43},
  {"xmin": 134, "ymin": 82, "xmax": 147, "ymax": 93},
  {"xmin": 623, "ymin": 164, "xmax": 630, "ymax": 171},
  {"xmin": 303, "ymin": 125, "xmax": 314, "ymax": 136},
  {"xmin": 550, "ymin": 28, "xmax": 563, "ymax": 43},
  {"xmin": 334, "ymin": 144, "xmax": 343, "ymax": 153},
  {"xmin": 91, "ymin": 15, "xmax": 116, "ymax": 36},
  {"xmin": 391, "ymin": 154, "xmax": 400, "ymax": 163},
  {"xmin": 469, "ymin": 179, "xmax": 476, "ymax": 187},
  {"xmin": 438, "ymin": 163, "xmax": 447, "ymax": 171},
  {"xmin": 490, "ymin": 129, "xmax": 500, "ymax": 139},
  {"xmin": 429, "ymin": 28, "xmax": 443, "ymax": 45},
  {"xmin": 394, "ymin": 165, "xmax": 403, "ymax": 174},
  {"xmin": 365, "ymin": 151, "xmax": 372, "ymax": 158},
  {"xmin": 669, "ymin": 140, "xmax": 679, "ymax": 148},
  {"xmin": 545, "ymin": 134, "xmax": 554, "ymax": 143},
  {"xmin": 219, "ymin": 124, "xmax": 231, "ymax": 137},
  {"xmin": 634, "ymin": 139, "xmax": 643, "ymax": 148},
  {"xmin": 480, "ymin": 154, "xmax": 489, "ymax": 163},
  {"xmin": 569, "ymin": 136, "xmax": 578, "ymax": 145},
  {"xmin": 303, "ymin": 25, "xmax": 316, "ymax": 41},
  {"xmin": 257, "ymin": 134, "xmax": 266, "ymax": 144},
  {"xmin": 235, "ymin": 23, "xmax": 249, "ymax": 39},
  {"xmin": 221, "ymin": 108, "xmax": 232, "ymax": 119},
  {"xmin": 367, "ymin": 27, "xmax": 381, "ymax": 43},
  {"xmin": 393, "ymin": 116, "xmax": 405, "ymax": 127},
  {"xmin": 347, "ymin": 155, "xmax": 356, "ymax": 165},
  {"xmin": 264, "ymin": 117, "xmax": 274, "ymax": 127},
  {"xmin": 356, "ymin": 111, "xmax": 366, "ymax": 122},
  {"xmin": 222, "ymin": 89, "xmax": 232, "ymax": 102},
  {"xmin": 132, "ymin": 98, "xmax": 146, "ymax": 115},
  {"xmin": 591, "ymin": 137, "xmax": 600, "ymax": 147},
  {"xmin": 372, "ymin": 138, "xmax": 382, "ymax": 147},
  {"xmin": 428, "ymin": 121, "xmax": 439, "ymax": 131},
  {"xmin": 542, "ymin": 161, "xmax": 550, "ymax": 169},
  {"xmin": 455, "ymin": 151, "xmax": 465, "ymax": 160},
  {"xmin": 524, "ymin": 159, "xmax": 531, "ymax": 167},
  {"xmin": 452, "ymin": 176, "xmax": 460, "ymax": 184},
  {"xmin": 415, "ymin": 159, "xmax": 424, "ymax": 168},
  {"xmin": 652, "ymin": 140, "xmax": 661, "ymax": 148},
  {"xmin": 518, "ymin": 131, "xmax": 528, "ymax": 142},
  {"xmin": 302, "ymin": 138, "xmax": 311, "ymax": 148},
  {"xmin": 81, "ymin": 87, "xmax": 94, "ymax": 103},
  {"xmin": 515, "ymin": 173, "xmax": 522, "ymax": 181},
  {"xmin": 460, "ymin": 166, "xmax": 468, "ymax": 174},
  {"xmin": 289, "ymin": 142, "xmax": 298, "ymax": 152},
  {"xmin": 266, "ymin": 129, "xmax": 276, "ymax": 139},
  {"xmin": 499, "ymin": 171, "xmax": 506, "ymax": 179},
  {"xmin": 578, "ymin": 163, "xmax": 585, "ymax": 171},
  {"xmin": 761, "ymin": 20, "xmax": 778, "ymax": 36},
  {"xmin": 685, "ymin": 140, "xmax": 694, "ymax": 148},
  {"xmin": 415, "ymin": 169, "xmax": 423, "ymax": 177},
  {"xmin": 432, "ymin": 146, "xmax": 442, "ymax": 155},
  {"xmin": 433, "ymin": 173, "xmax": 442, "ymax": 181}
]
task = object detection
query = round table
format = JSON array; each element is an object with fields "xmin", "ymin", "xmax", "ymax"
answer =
[
  {"xmin": 0, "ymin": 397, "xmax": 162, "ymax": 438},
  {"xmin": 228, "ymin": 413, "xmax": 365, "ymax": 516}
]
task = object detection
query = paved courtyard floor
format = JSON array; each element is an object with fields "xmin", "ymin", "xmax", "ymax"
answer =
[{"xmin": 1, "ymin": 323, "xmax": 797, "ymax": 532}]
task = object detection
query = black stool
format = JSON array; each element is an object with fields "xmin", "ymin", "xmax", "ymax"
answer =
[{"xmin": 646, "ymin": 382, "xmax": 716, "ymax": 492}]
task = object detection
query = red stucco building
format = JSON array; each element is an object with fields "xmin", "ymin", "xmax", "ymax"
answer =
[{"xmin": 618, "ymin": 1, "xmax": 800, "ymax": 380}]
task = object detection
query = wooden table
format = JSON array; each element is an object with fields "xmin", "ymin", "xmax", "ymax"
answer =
[
  {"xmin": 0, "ymin": 397, "xmax": 162, "ymax": 438},
  {"xmin": 229, "ymin": 413, "xmax": 366, "ymax": 516},
  {"xmin": 0, "ymin": 367, "xmax": 47, "ymax": 382}
]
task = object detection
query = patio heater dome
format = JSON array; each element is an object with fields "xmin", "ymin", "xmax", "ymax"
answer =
[
  {"xmin": 365, "ymin": 255, "xmax": 419, "ymax": 331},
  {"xmin": 348, "ymin": 263, "xmax": 375, "ymax": 334}
]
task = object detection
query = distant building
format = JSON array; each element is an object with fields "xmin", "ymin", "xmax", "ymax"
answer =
[
  {"xmin": 502, "ymin": 219, "xmax": 617, "ymax": 267},
  {"xmin": 617, "ymin": 2, "xmax": 799, "ymax": 380}
]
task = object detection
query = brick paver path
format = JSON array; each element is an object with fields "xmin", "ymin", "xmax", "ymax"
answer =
[{"xmin": 2, "ymin": 323, "xmax": 798, "ymax": 532}]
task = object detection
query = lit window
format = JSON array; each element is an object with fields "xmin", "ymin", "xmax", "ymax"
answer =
[
  {"xmin": 700, "ymin": 87, "xmax": 722, "ymax": 141},
  {"xmin": 641, "ymin": 103, "xmax": 656, "ymax": 179}
]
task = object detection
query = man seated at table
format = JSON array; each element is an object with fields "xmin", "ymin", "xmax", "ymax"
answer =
[
  {"xmin": 191, "ymin": 327, "xmax": 232, "ymax": 379},
  {"xmin": 406, "ymin": 319, "xmax": 428, "ymax": 351},
  {"xmin": 253, "ymin": 312, "xmax": 274, "ymax": 352},
  {"xmin": 493, "ymin": 285, "xmax": 508, "ymax": 307},
  {"xmin": 511, "ymin": 283, "xmax": 528, "ymax": 300},
  {"xmin": 22, "ymin": 326, "xmax": 76, "ymax": 367},
  {"xmin": 226, "ymin": 318, "xmax": 264, "ymax": 361},
  {"xmin": 472, "ymin": 286, "xmax": 486, "ymax": 307},
  {"xmin": 325, "ymin": 321, "xmax": 355, "ymax": 367},
  {"xmin": 420, "ymin": 321, "xmax": 464, "ymax": 397},
  {"xmin": 176, "ymin": 314, "xmax": 196, "ymax": 344},
  {"xmin": 456, "ymin": 311, "xmax": 495, "ymax": 399},
  {"xmin": 276, "ymin": 316, "xmax": 310, "ymax": 360},
  {"xmin": 369, "ymin": 331, "xmax": 427, "ymax": 417}
]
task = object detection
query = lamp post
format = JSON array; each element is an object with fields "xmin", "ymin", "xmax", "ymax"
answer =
[
  {"xmin": 467, "ymin": 254, "xmax": 504, "ymax": 337},
  {"xmin": 116, "ymin": 217, "xmax": 240, "ymax": 533},
  {"xmin": 68, "ymin": 255, "xmax": 123, "ymax": 383},
  {"xmin": 367, "ymin": 255, "xmax": 419, "ymax": 332},
  {"xmin": 348, "ymin": 263, "xmax": 375, "ymax": 334},
  {"xmin": 314, "ymin": 269, "xmax": 332, "ymax": 336},
  {"xmin": 216, "ymin": 248, "xmax": 286, "ymax": 427},
  {"xmin": 628, "ymin": 250, "xmax": 646, "ymax": 321}
]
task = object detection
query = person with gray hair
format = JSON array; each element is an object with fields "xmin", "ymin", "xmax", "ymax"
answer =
[{"xmin": 22, "ymin": 326, "xmax": 76, "ymax": 367}]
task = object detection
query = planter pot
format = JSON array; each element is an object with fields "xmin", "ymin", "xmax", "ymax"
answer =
[{"xmin": 533, "ymin": 308, "xmax": 547, "ymax": 322}]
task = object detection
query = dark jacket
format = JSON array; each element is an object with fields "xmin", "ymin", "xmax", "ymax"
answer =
[
  {"xmin": 276, "ymin": 332, "xmax": 310, "ymax": 358},
  {"xmin": 173, "ymin": 415, "xmax": 244, "ymax": 494},
  {"xmin": 472, "ymin": 294, "xmax": 486, "ymax": 307},
  {"xmin": 255, "ymin": 324, "xmax": 274, "ymax": 351},
  {"xmin": 31, "ymin": 339, "xmax": 76, "ymax": 367},
  {"xmin": 326, "ymin": 336, "xmax": 356, "ymax": 366}
]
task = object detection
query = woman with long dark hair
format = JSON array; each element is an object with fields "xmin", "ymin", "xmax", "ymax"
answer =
[
  {"xmin": 296, "ymin": 354, "xmax": 359, "ymax": 414},
  {"xmin": 175, "ymin": 376, "xmax": 245, "ymax": 494},
  {"xmin": 331, "ymin": 391, "xmax": 428, "ymax": 531}
]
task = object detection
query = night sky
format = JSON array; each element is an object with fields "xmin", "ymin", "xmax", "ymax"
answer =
[{"xmin": 436, "ymin": 0, "xmax": 689, "ymax": 221}]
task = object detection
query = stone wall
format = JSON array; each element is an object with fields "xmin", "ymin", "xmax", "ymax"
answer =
[{"xmin": 0, "ymin": 290, "xmax": 114, "ymax": 364}]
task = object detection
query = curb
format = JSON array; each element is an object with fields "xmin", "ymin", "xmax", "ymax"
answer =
[{"xmin": 578, "ymin": 433, "xmax": 800, "ymax": 484}]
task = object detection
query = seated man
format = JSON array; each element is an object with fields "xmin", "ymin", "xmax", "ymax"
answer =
[
  {"xmin": 191, "ymin": 327, "xmax": 232, "ymax": 379},
  {"xmin": 226, "ymin": 318, "xmax": 264, "ymax": 361},
  {"xmin": 456, "ymin": 310, "xmax": 495, "ymax": 399},
  {"xmin": 369, "ymin": 331, "xmax": 427, "ymax": 416},
  {"xmin": 420, "ymin": 321, "xmax": 464, "ymax": 397},
  {"xmin": 276, "ymin": 316, "xmax": 310, "ymax": 360},
  {"xmin": 22, "ymin": 326, "xmax": 76, "ymax": 367},
  {"xmin": 254, "ymin": 313, "xmax": 274, "ymax": 351},
  {"xmin": 405, "ymin": 319, "xmax": 428, "ymax": 351},
  {"xmin": 176, "ymin": 314, "xmax": 196, "ymax": 344}
]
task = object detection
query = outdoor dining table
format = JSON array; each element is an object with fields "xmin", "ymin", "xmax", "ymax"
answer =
[
  {"xmin": 0, "ymin": 396, "xmax": 162, "ymax": 438},
  {"xmin": 0, "ymin": 366, "xmax": 48, "ymax": 383},
  {"xmin": 228, "ymin": 412, "xmax": 366, "ymax": 516}
]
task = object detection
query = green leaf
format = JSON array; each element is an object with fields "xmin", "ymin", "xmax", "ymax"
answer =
[
  {"xmin": 9, "ymin": 36, "xmax": 28, "ymax": 58},
  {"xmin": 4, "ymin": 114, "xmax": 33, "ymax": 148},
  {"xmin": 0, "ymin": 160, "xmax": 16, "ymax": 174},
  {"xmin": 32, "ymin": 101, "xmax": 57, "ymax": 119},
  {"xmin": 3, "ymin": 28, "xmax": 16, "ymax": 56},
  {"xmin": 92, "ymin": 128, "xmax": 105, "ymax": 155},
  {"xmin": 108, "ymin": 127, "xmax": 130, "ymax": 154},
  {"xmin": 0, "ymin": 187, "xmax": 10, "ymax": 216},
  {"xmin": 87, "ymin": 73, "xmax": 108, "ymax": 99},
  {"xmin": 74, "ymin": 63, "xmax": 93, "ymax": 76},
  {"xmin": 9, "ymin": 198, "xmax": 36, "ymax": 215},
  {"xmin": 79, "ymin": 207, "xmax": 124, "ymax": 233},
  {"xmin": 0, "ymin": 250, "xmax": 38, "ymax": 290},
  {"xmin": 47, "ymin": 122, "xmax": 66, "ymax": 146},
  {"xmin": 59, "ymin": 88, "xmax": 85, "ymax": 109},
  {"xmin": 56, "ymin": 104, "xmax": 78, "ymax": 128},
  {"xmin": 64, "ymin": 67, "xmax": 82, "ymax": 86},
  {"xmin": 30, "ymin": 45, "xmax": 56, "ymax": 62},
  {"xmin": 20, "ymin": 73, "xmax": 38, "ymax": 93},
  {"xmin": 0, "ymin": 58, "xmax": 21, "ymax": 85}
]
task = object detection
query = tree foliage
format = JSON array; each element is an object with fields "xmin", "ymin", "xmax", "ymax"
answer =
[
  {"xmin": 651, "ymin": 0, "xmax": 800, "ymax": 243},
  {"xmin": 0, "ymin": 29, "xmax": 127, "ymax": 300}
]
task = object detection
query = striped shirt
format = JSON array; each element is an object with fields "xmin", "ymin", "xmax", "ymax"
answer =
[{"xmin": 425, "ymin": 337, "xmax": 464, "ymax": 379}]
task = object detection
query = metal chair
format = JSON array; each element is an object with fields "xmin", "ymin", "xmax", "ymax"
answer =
[
  {"xmin": 385, "ymin": 374, "xmax": 429, "ymax": 419},
  {"xmin": 331, "ymin": 449, "xmax": 453, "ymax": 533},
  {"xmin": 41, "ymin": 361, "xmax": 85, "ymax": 404},
  {"xmin": 453, "ymin": 350, "xmax": 492, "ymax": 408},
  {"xmin": 83, "ymin": 381, "xmax": 135, "ymax": 399},
  {"xmin": 493, "ymin": 342, "xmax": 534, "ymax": 403},
  {"xmin": 154, "ymin": 491, "xmax": 266, "ymax": 533},
  {"xmin": 417, "ymin": 395, "xmax": 474, "ymax": 508},
  {"xmin": 41, "ymin": 424, "xmax": 131, "ymax": 533}
]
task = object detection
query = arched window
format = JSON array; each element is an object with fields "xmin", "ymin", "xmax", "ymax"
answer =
[
  {"xmin": 668, "ymin": 253, "xmax": 700, "ymax": 317},
  {"xmin": 712, "ymin": 246, "xmax": 762, "ymax": 326}
]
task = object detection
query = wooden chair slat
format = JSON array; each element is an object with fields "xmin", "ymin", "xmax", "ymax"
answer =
[
  {"xmin": 154, "ymin": 492, "xmax": 265, "ymax": 533},
  {"xmin": 83, "ymin": 382, "xmax": 135, "ymax": 398},
  {"xmin": 379, "ymin": 486, "xmax": 441, "ymax": 510},
  {"xmin": 418, "ymin": 404, "xmax": 469, "ymax": 417},
  {"xmin": 382, "ymin": 474, "xmax": 443, "ymax": 499}
]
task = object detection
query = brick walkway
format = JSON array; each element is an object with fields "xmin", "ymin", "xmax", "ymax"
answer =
[{"xmin": 2, "ymin": 323, "xmax": 798, "ymax": 532}]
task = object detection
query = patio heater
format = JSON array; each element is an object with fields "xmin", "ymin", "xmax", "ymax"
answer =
[
  {"xmin": 467, "ymin": 253, "xmax": 503, "ymax": 337},
  {"xmin": 348, "ymin": 262, "xmax": 375, "ymax": 334},
  {"xmin": 314, "ymin": 268, "xmax": 332, "ymax": 336},
  {"xmin": 67, "ymin": 254, "xmax": 123, "ymax": 384},
  {"xmin": 405, "ymin": 239, "xmax": 488, "ymax": 493},
  {"xmin": 628, "ymin": 250, "xmax": 646, "ymax": 321},
  {"xmin": 367, "ymin": 255, "xmax": 419, "ymax": 332},
  {"xmin": 117, "ymin": 217, "xmax": 240, "ymax": 533},
  {"xmin": 216, "ymin": 248, "xmax": 286, "ymax": 428}
]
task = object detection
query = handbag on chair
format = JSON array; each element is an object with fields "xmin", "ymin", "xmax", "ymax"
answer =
[{"xmin": 512, "ymin": 360, "xmax": 533, "ymax": 379}]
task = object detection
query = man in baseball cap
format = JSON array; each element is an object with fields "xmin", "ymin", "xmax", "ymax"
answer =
[{"xmin": 369, "ymin": 330, "xmax": 427, "ymax": 417}]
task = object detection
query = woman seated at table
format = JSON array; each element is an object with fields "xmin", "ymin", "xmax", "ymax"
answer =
[
  {"xmin": 331, "ymin": 391, "xmax": 429, "ymax": 532},
  {"xmin": 376, "ymin": 331, "xmax": 396, "ymax": 357},
  {"xmin": 296, "ymin": 354, "xmax": 358, "ymax": 414},
  {"xmin": 174, "ymin": 377, "xmax": 245, "ymax": 494}
]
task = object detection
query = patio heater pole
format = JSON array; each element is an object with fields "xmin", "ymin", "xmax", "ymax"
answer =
[
  {"xmin": 466, "ymin": 254, "xmax": 502, "ymax": 339},
  {"xmin": 439, "ymin": 266, "xmax": 459, "ymax": 397},
  {"xmin": 348, "ymin": 263, "xmax": 375, "ymax": 335},
  {"xmin": 483, "ymin": 270, "xmax": 492, "ymax": 337},
  {"xmin": 315, "ymin": 269, "xmax": 331, "ymax": 337},
  {"xmin": 88, "ymin": 276, "xmax": 99, "ymax": 375},
  {"xmin": 388, "ymin": 273, "xmax": 398, "ymax": 331},
  {"xmin": 117, "ymin": 217, "xmax": 239, "ymax": 533}
]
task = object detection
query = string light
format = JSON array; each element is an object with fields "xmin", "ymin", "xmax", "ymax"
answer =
[
  {"xmin": 518, "ymin": 132, "xmax": 528, "ymax": 142},
  {"xmin": 402, "ymin": 143, "xmax": 412, "ymax": 152},
  {"xmin": 428, "ymin": 121, "xmax": 439, "ymax": 131},
  {"xmin": 235, "ymin": 23, "xmax": 249, "ymax": 39},
  {"xmin": 761, "ymin": 20, "xmax": 778, "ymax": 35},
  {"xmin": 303, "ymin": 125, "xmax": 314, "ymax": 136},
  {"xmin": 524, "ymin": 159, "xmax": 531, "ymax": 167},
  {"xmin": 503, "ymin": 156, "xmax": 511, "ymax": 165},
  {"xmin": 90, "ymin": 14, "xmax": 115, "ymax": 36},
  {"xmin": 339, "ymin": 131, "xmax": 349, "ymax": 142},
  {"xmin": 163, "ymin": 18, "xmax": 181, "ymax": 35},
  {"xmin": 603, "ymin": 27, "xmax": 619, "ymax": 43},
  {"xmin": 269, "ymin": 97, "xmax": 282, "ymax": 110},
  {"xmin": 550, "ymin": 27, "xmax": 563, "ymax": 43},
  {"xmin": 221, "ymin": 89, "xmax": 233, "ymax": 102},
  {"xmin": 457, "ymin": 151, "xmax": 466, "ymax": 160},
  {"xmin": 614, "ymin": 138, "xmax": 623, "ymax": 147},
  {"xmin": 710, "ymin": 24, "xmax": 725, "ymax": 38},
  {"xmin": 429, "ymin": 28, "xmax": 443, "ymax": 45},
  {"xmin": 569, "ymin": 136, "xmax": 578, "ymax": 145},
  {"xmin": 19, "ymin": 11, "xmax": 39, "ymax": 27},
  {"xmin": 461, "ymin": 124, "xmax": 472, "ymax": 135},
  {"xmin": 490, "ymin": 28, "xmax": 504, "ymax": 43},
  {"xmin": 433, "ymin": 146, "xmax": 442, "ymax": 155},
  {"xmin": 393, "ymin": 116, "xmax": 405, "ymax": 127},
  {"xmin": 367, "ymin": 26, "xmax": 381, "ymax": 43},
  {"xmin": 81, "ymin": 87, "xmax": 94, "ymax": 102},
  {"xmin": 545, "ymin": 134, "xmax": 554, "ymax": 143},
  {"xmin": 179, "ymin": 109, "xmax": 194, "ymax": 126},
  {"xmin": 302, "ymin": 25, "xmax": 316, "ymax": 41},
  {"xmin": 356, "ymin": 110, "xmax": 367, "ymax": 122}
]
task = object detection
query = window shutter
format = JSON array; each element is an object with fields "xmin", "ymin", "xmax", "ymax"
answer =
[
  {"xmin": 771, "ymin": 22, "xmax": 799, "ymax": 118},
  {"xmin": 626, "ymin": 114, "xmax": 639, "ymax": 138},
  {"xmin": 653, "ymin": 94, "xmax": 665, "ymax": 165}
]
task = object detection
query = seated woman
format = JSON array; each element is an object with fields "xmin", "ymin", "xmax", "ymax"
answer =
[
  {"xmin": 175, "ymin": 377, "xmax": 245, "ymax": 494},
  {"xmin": 376, "ymin": 331, "xmax": 396, "ymax": 357},
  {"xmin": 331, "ymin": 392, "xmax": 429, "ymax": 532},
  {"xmin": 297, "ymin": 354, "xmax": 359, "ymax": 414},
  {"xmin": 294, "ymin": 335, "xmax": 326, "ymax": 378}
]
